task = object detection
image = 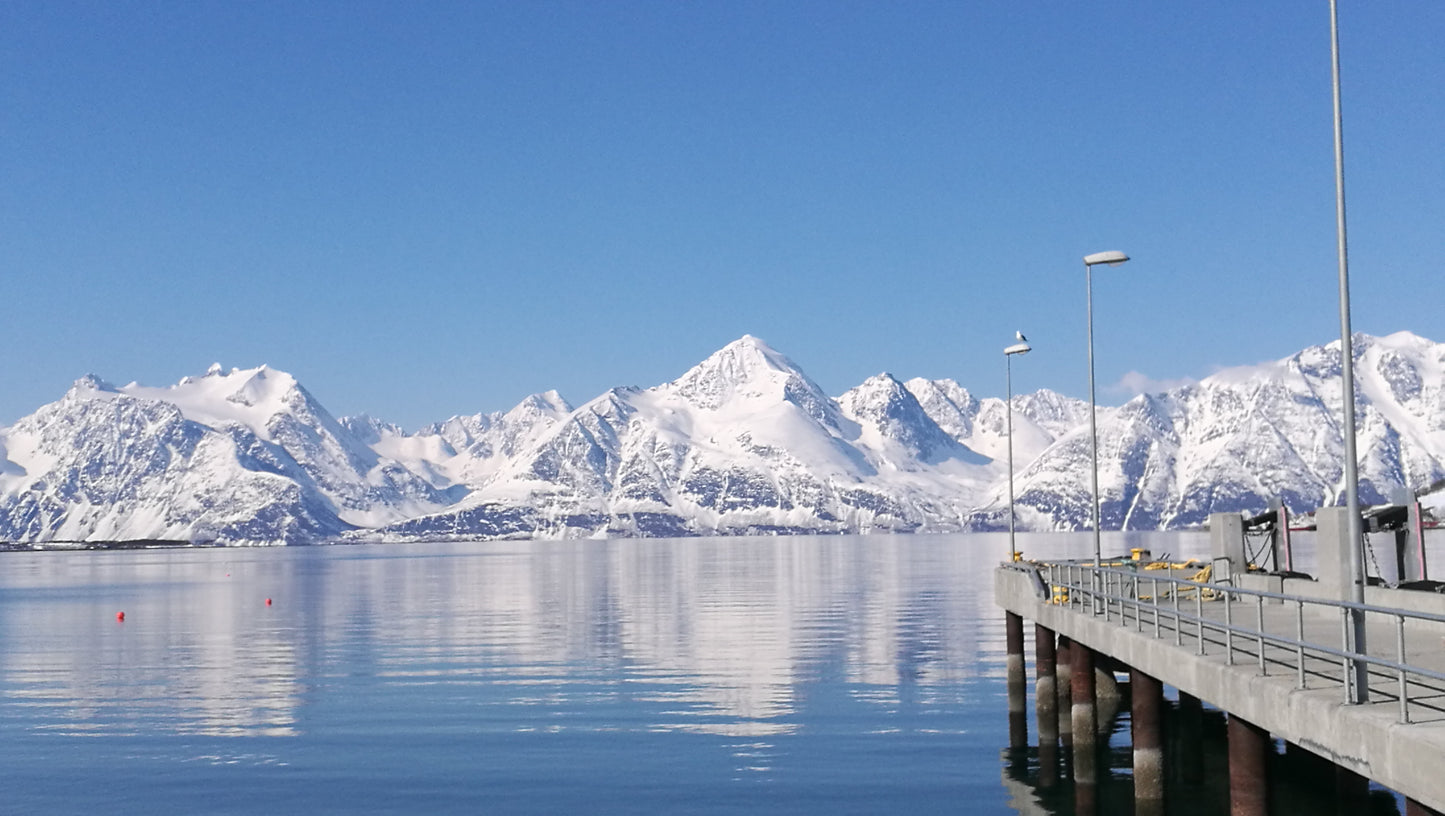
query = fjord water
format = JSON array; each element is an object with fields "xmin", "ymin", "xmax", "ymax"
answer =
[{"xmin": 0, "ymin": 532, "xmax": 1214, "ymax": 814}]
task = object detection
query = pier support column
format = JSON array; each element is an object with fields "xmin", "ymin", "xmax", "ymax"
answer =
[
  {"xmin": 1131, "ymin": 669, "xmax": 1165, "ymax": 811},
  {"xmin": 1406, "ymin": 799, "xmax": 1444, "ymax": 816},
  {"xmin": 1177, "ymin": 692, "xmax": 1204, "ymax": 784},
  {"xmin": 1035, "ymin": 624, "xmax": 1058, "ymax": 746},
  {"xmin": 1334, "ymin": 766, "xmax": 1369, "ymax": 814},
  {"xmin": 1057, "ymin": 636, "xmax": 1073, "ymax": 747},
  {"xmin": 1071, "ymin": 642, "xmax": 1098, "ymax": 784},
  {"xmin": 1228, "ymin": 714, "xmax": 1269, "ymax": 816},
  {"xmin": 1006, "ymin": 612, "xmax": 1027, "ymax": 749},
  {"xmin": 1035, "ymin": 624, "xmax": 1059, "ymax": 789}
]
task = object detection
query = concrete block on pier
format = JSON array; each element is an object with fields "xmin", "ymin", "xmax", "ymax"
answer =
[
  {"xmin": 1209, "ymin": 512, "xmax": 1245, "ymax": 573},
  {"xmin": 1315, "ymin": 506, "xmax": 1356, "ymax": 601}
]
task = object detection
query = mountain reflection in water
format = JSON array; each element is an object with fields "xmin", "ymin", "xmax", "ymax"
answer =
[{"xmin": 1, "ymin": 532, "xmax": 1213, "ymax": 814}]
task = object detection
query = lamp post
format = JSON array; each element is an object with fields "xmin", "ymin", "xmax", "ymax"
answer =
[
  {"xmin": 1005, "ymin": 335, "xmax": 1032, "ymax": 562},
  {"xmin": 1083, "ymin": 250, "xmax": 1130, "ymax": 575},
  {"xmin": 1329, "ymin": 0, "xmax": 1368, "ymax": 703}
]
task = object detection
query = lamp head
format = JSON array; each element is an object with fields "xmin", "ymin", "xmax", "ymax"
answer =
[
  {"xmin": 1083, "ymin": 250, "xmax": 1130, "ymax": 267},
  {"xmin": 1004, "ymin": 342, "xmax": 1032, "ymax": 356}
]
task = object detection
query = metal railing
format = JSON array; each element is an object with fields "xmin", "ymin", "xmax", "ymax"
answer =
[{"xmin": 1023, "ymin": 561, "xmax": 1445, "ymax": 724}]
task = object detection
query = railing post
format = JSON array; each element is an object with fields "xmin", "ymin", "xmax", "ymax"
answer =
[
  {"xmin": 1340, "ymin": 607, "xmax": 1353, "ymax": 704},
  {"xmin": 1196, "ymin": 590, "xmax": 1205, "ymax": 655},
  {"xmin": 1135, "ymin": 574, "xmax": 1143, "ymax": 632},
  {"xmin": 1103, "ymin": 569, "xmax": 1111, "ymax": 623},
  {"xmin": 1173, "ymin": 575, "xmax": 1182, "ymax": 647},
  {"xmin": 1225, "ymin": 588, "xmax": 1234, "ymax": 665},
  {"xmin": 1397, "ymin": 613, "xmax": 1410, "ymax": 724},
  {"xmin": 1296, "ymin": 600, "xmax": 1306, "ymax": 689},
  {"xmin": 1153, "ymin": 576, "xmax": 1161, "ymax": 638},
  {"xmin": 1257, "ymin": 594, "xmax": 1266, "ymax": 675}
]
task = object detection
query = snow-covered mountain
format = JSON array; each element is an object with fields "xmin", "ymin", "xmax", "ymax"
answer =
[
  {"xmin": 379, "ymin": 335, "xmax": 999, "ymax": 540},
  {"xmin": 997, "ymin": 331, "xmax": 1445, "ymax": 531},
  {"xmin": 0, "ymin": 365, "xmax": 451, "ymax": 544},
  {"xmin": 2, "ymin": 332, "xmax": 1442, "ymax": 545}
]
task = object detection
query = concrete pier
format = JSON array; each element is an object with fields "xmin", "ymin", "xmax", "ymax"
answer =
[
  {"xmin": 1006, "ymin": 612, "xmax": 1027, "ymax": 749},
  {"xmin": 996, "ymin": 562, "xmax": 1445, "ymax": 812}
]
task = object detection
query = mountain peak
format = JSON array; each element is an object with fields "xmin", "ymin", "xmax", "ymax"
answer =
[
  {"xmin": 664, "ymin": 336, "xmax": 842, "ymax": 428},
  {"xmin": 841, "ymin": 374, "xmax": 987, "ymax": 466},
  {"xmin": 70, "ymin": 374, "xmax": 118, "ymax": 394}
]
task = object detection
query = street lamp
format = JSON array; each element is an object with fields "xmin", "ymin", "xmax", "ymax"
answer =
[
  {"xmin": 1329, "ymin": 0, "xmax": 1368, "ymax": 703},
  {"xmin": 1083, "ymin": 250, "xmax": 1130, "ymax": 574},
  {"xmin": 1005, "ymin": 334, "xmax": 1032, "ymax": 562}
]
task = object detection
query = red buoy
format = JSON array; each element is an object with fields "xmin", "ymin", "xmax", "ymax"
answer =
[
  {"xmin": 265, "ymin": 598, "xmax": 272, "ymax": 606},
  {"xmin": 116, "ymin": 611, "xmax": 125, "ymax": 622}
]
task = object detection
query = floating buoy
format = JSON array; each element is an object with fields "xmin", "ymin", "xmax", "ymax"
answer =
[
  {"xmin": 265, "ymin": 598, "xmax": 272, "ymax": 606},
  {"xmin": 116, "ymin": 611, "xmax": 125, "ymax": 622}
]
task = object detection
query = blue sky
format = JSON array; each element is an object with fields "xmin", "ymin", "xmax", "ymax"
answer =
[{"xmin": 3, "ymin": 1, "xmax": 1442, "ymax": 429}]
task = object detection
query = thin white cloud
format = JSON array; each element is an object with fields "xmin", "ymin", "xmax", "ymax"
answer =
[{"xmin": 1107, "ymin": 370, "xmax": 1198, "ymax": 398}]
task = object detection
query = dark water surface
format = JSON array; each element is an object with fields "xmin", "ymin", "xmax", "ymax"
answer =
[{"xmin": 0, "ymin": 532, "xmax": 1404, "ymax": 814}]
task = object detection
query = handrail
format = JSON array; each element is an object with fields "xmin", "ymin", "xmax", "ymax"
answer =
[
  {"xmin": 1030, "ymin": 558, "xmax": 1445, "ymax": 624},
  {"xmin": 1014, "ymin": 560, "xmax": 1445, "ymax": 723}
]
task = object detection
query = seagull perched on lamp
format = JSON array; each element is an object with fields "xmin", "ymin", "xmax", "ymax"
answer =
[{"xmin": 1016, "ymin": 331, "xmax": 1028, "ymax": 343}]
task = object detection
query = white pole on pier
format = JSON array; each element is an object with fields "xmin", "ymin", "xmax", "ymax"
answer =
[
  {"xmin": 1328, "ymin": 0, "xmax": 1369, "ymax": 703},
  {"xmin": 1005, "ymin": 336, "xmax": 1032, "ymax": 562},
  {"xmin": 1083, "ymin": 250, "xmax": 1129, "ymax": 572}
]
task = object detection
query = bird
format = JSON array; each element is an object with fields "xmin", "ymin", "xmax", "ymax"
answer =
[{"xmin": 1016, "ymin": 331, "xmax": 1028, "ymax": 343}]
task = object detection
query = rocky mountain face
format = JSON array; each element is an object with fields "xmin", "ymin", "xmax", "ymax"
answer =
[{"xmin": 2, "ymin": 332, "xmax": 1442, "ymax": 544}]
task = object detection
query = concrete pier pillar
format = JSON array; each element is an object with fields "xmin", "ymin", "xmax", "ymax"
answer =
[
  {"xmin": 1334, "ymin": 766, "xmax": 1369, "ymax": 814},
  {"xmin": 1034, "ymin": 624, "xmax": 1058, "ymax": 746},
  {"xmin": 1406, "ymin": 798, "xmax": 1444, "ymax": 816},
  {"xmin": 1056, "ymin": 636, "xmax": 1073, "ymax": 746},
  {"xmin": 1071, "ymin": 642, "xmax": 1098, "ymax": 785},
  {"xmin": 1177, "ymin": 691, "xmax": 1204, "ymax": 784},
  {"xmin": 1094, "ymin": 664, "xmax": 1121, "ymax": 734},
  {"xmin": 1034, "ymin": 624, "xmax": 1059, "ymax": 790},
  {"xmin": 1131, "ymin": 669, "xmax": 1165, "ymax": 808},
  {"xmin": 1074, "ymin": 774, "xmax": 1098, "ymax": 816},
  {"xmin": 1006, "ymin": 612, "xmax": 1027, "ymax": 749},
  {"xmin": 1228, "ymin": 714, "xmax": 1269, "ymax": 816}
]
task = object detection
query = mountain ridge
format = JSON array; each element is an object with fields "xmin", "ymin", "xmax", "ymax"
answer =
[{"xmin": 3, "ymin": 332, "xmax": 1442, "ymax": 544}]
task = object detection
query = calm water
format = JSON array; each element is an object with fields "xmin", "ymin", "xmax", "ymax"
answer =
[{"xmin": 0, "ymin": 531, "xmax": 1398, "ymax": 815}]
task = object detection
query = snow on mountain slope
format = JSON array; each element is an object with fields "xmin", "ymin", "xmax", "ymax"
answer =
[
  {"xmin": 373, "ymin": 336, "xmax": 997, "ymax": 540},
  {"xmin": 0, "ymin": 366, "xmax": 452, "ymax": 543},
  {"xmin": 358, "ymin": 390, "xmax": 573, "ymax": 492},
  {"xmin": 5, "ymin": 332, "xmax": 1445, "ymax": 544},
  {"xmin": 997, "ymin": 332, "xmax": 1445, "ymax": 530},
  {"xmin": 839, "ymin": 374, "xmax": 989, "ymax": 468}
]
